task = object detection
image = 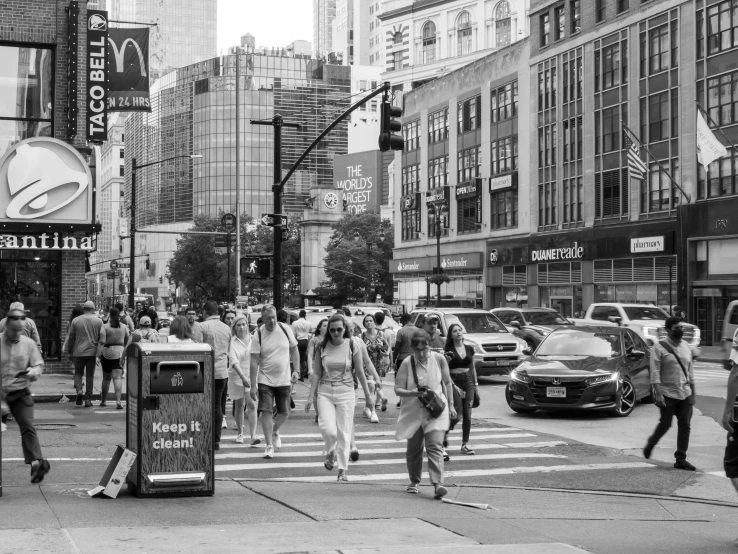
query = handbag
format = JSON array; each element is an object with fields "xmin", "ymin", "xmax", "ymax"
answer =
[
  {"xmin": 472, "ymin": 388, "xmax": 481, "ymax": 409},
  {"xmin": 410, "ymin": 356, "xmax": 446, "ymax": 418}
]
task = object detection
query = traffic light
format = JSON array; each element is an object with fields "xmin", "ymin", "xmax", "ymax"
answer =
[
  {"xmin": 378, "ymin": 99, "xmax": 404, "ymax": 152},
  {"xmin": 145, "ymin": 256, "xmax": 150, "ymax": 270},
  {"xmin": 159, "ymin": 276, "xmax": 163, "ymax": 284},
  {"xmin": 240, "ymin": 257, "xmax": 271, "ymax": 279},
  {"xmin": 281, "ymin": 227, "xmax": 289, "ymax": 242}
]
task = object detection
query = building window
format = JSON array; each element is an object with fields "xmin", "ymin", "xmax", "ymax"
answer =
[
  {"xmin": 490, "ymin": 188, "xmax": 518, "ymax": 229},
  {"xmin": 563, "ymin": 52, "xmax": 582, "ymax": 102},
  {"xmin": 393, "ymin": 31, "xmax": 403, "ymax": 44},
  {"xmin": 491, "ymin": 136, "xmax": 517, "ymax": 175},
  {"xmin": 390, "ymin": 51, "xmax": 402, "ymax": 71},
  {"xmin": 595, "ymin": 40, "xmax": 627, "ymax": 92},
  {"xmin": 119, "ymin": 149, "xmax": 125, "ymax": 158},
  {"xmin": 401, "ymin": 164, "xmax": 420, "ymax": 241},
  {"xmin": 706, "ymin": 0, "xmax": 738, "ymax": 56},
  {"xmin": 457, "ymin": 12, "xmax": 473, "ymax": 56},
  {"xmin": 642, "ymin": 159, "xmax": 679, "ymax": 213},
  {"xmin": 421, "ymin": 21, "xmax": 436, "ymax": 64},
  {"xmin": 457, "ymin": 95, "xmax": 482, "ymax": 133},
  {"xmin": 538, "ymin": 123, "xmax": 557, "ymax": 167},
  {"xmin": 539, "ymin": 182, "xmax": 557, "ymax": 226},
  {"xmin": 562, "ymin": 116, "xmax": 582, "ymax": 162},
  {"xmin": 617, "ymin": 0, "xmax": 629, "ymax": 14},
  {"xmin": 538, "ymin": 65, "xmax": 557, "ymax": 111},
  {"xmin": 403, "ymin": 119, "xmax": 420, "ymax": 150},
  {"xmin": 707, "ymin": 70, "xmax": 738, "ymax": 127},
  {"xmin": 596, "ymin": 106, "xmax": 622, "ymax": 153},
  {"xmin": 640, "ymin": 91, "xmax": 670, "ymax": 143},
  {"xmin": 0, "ymin": 45, "xmax": 53, "ymax": 160},
  {"xmin": 496, "ymin": 1, "xmax": 512, "ymax": 47},
  {"xmin": 457, "ymin": 197, "xmax": 480, "ymax": 233},
  {"xmin": 428, "ymin": 155, "xmax": 449, "ymax": 189},
  {"xmin": 555, "ymin": 6, "xmax": 565, "ymax": 41},
  {"xmin": 699, "ymin": 151, "xmax": 738, "ymax": 199},
  {"xmin": 563, "ymin": 176, "xmax": 583, "ymax": 223},
  {"xmin": 491, "ymin": 81, "xmax": 517, "ymax": 122},
  {"xmin": 457, "ymin": 146, "xmax": 481, "ymax": 183},
  {"xmin": 119, "ymin": 165, "xmax": 125, "ymax": 177},
  {"xmin": 570, "ymin": 0, "xmax": 581, "ymax": 33},
  {"xmin": 596, "ymin": 0, "xmax": 605, "ymax": 23},
  {"xmin": 428, "ymin": 108, "xmax": 448, "ymax": 143},
  {"xmin": 540, "ymin": 13, "xmax": 551, "ymax": 47},
  {"xmin": 595, "ymin": 169, "xmax": 628, "ymax": 218},
  {"xmin": 648, "ymin": 24, "xmax": 669, "ymax": 74}
]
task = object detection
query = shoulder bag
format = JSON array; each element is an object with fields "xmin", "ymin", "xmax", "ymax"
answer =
[{"xmin": 410, "ymin": 355, "xmax": 446, "ymax": 418}]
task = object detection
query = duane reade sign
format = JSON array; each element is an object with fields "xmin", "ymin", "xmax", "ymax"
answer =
[
  {"xmin": 531, "ymin": 242, "xmax": 584, "ymax": 262},
  {"xmin": 631, "ymin": 236, "xmax": 665, "ymax": 253}
]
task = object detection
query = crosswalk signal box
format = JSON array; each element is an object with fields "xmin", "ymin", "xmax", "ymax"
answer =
[{"xmin": 240, "ymin": 257, "xmax": 271, "ymax": 278}]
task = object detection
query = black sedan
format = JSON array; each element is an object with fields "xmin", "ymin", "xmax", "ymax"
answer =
[{"xmin": 505, "ymin": 326, "xmax": 653, "ymax": 417}]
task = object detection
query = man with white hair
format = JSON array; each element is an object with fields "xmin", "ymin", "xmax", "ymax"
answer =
[
  {"xmin": 0, "ymin": 301, "xmax": 42, "ymax": 354},
  {"xmin": 66, "ymin": 300, "xmax": 103, "ymax": 407}
]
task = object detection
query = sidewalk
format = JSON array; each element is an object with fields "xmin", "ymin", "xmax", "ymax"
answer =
[
  {"xmin": 699, "ymin": 345, "xmax": 725, "ymax": 364},
  {"xmin": 31, "ymin": 371, "xmax": 127, "ymax": 403}
]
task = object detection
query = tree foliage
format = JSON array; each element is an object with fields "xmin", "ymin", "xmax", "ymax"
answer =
[{"xmin": 315, "ymin": 212, "xmax": 394, "ymax": 306}]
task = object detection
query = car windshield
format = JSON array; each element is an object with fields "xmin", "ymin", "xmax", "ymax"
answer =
[
  {"xmin": 446, "ymin": 313, "xmax": 508, "ymax": 334},
  {"xmin": 524, "ymin": 311, "xmax": 571, "ymax": 325},
  {"xmin": 536, "ymin": 330, "xmax": 622, "ymax": 357},
  {"xmin": 623, "ymin": 306, "xmax": 669, "ymax": 320}
]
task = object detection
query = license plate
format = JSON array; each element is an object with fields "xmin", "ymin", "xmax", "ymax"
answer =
[
  {"xmin": 495, "ymin": 360, "xmax": 510, "ymax": 366},
  {"xmin": 546, "ymin": 387, "xmax": 566, "ymax": 398}
]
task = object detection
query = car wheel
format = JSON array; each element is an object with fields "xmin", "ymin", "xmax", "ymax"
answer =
[
  {"xmin": 608, "ymin": 379, "xmax": 636, "ymax": 417},
  {"xmin": 505, "ymin": 385, "xmax": 537, "ymax": 414},
  {"xmin": 641, "ymin": 384, "xmax": 656, "ymax": 404}
]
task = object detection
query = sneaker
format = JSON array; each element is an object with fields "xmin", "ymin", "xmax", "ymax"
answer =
[
  {"xmin": 221, "ymin": 417, "xmax": 228, "ymax": 429},
  {"xmin": 337, "ymin": 470, "xmax": 348, "ymax": 482},
  {"xmin": 350, "ymin": 449, "xmax": 359, "ymax": 462},
  {"xmin": 363, "ymin": 407, "xmax": 372, "ymax": 419},
  {"xmin": 460, "ymin": 444, "xmax": 475, "ymax": 455},
  {"xmin": 264, "ymin": 445, "xmax": 274, "ymax": 459},
  {"xmin": 250, "ymin": 436, "xmax": 261, "ymax": 446},
  {"xmin": 674, "ymin": 459, "xmax": 697, "ymax": 471},
  {"xmin": 434, "ymin": 484, "xmax": 448, "ymax": 499},
  {"xmin": 396, "ymin": 400, "xmax": 401, "ymax": 408},
  {"xmin": 381, "ymin": 398, "xmax": 388, "ymax": 412},
  {"xmin": 30, "ymin": 459, "xmax": 50, "ymax": 484},
  {"xmin": 84, "ymin": 399, "xmax": 92, "ymax": 408},
  {"xmin": 272, "ymin": 432, "xmax": 282, "ymax": 450},
  {"xmin": 643, "ymin": 443, "xmax": 654, "ymax": 460},
  {"xmin": 99, "ymin": 400, "xmax": 107, "ymax": 407},
  {"xmin": 370, "ymin": 411, "xmax": 379, "ymax": 423},
  {"xmin": 214, "ymin": 442, "xmax": 220, "ymax": 451},
  {"xmin": 116, "ymin": 403, "xmax": 123, "ymax": 410},
  {"xmin": 235, "ymin": 434, "xmax": 244, "ymax": 444},
  {"xmin": 442, "ymin": 447, "xmax": 450, "ymax": 462},
  {"xmin": 76, "ymin": 394, "xmax": 83, "ymax": 406}
]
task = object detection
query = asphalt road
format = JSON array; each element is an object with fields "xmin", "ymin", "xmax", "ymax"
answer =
[{"xmin": 1, "ymin": 361, "xmax": 732, "ymax": 497}]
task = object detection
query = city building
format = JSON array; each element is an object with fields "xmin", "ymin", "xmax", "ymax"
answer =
[
  {"xmin": 0, "ymin": 1, "xmax": 101, "ymax": 372},
  {"xmin": 348, "ymin": 66, "xmax": 384, "ymax": 152},
  {"xmin": 105, "ymin": 0, "xmax": 217, "ymax": 80},
  {"xmin": 125, "ymin": 47, "xmax": 350, "ymax": 303},
  {"xmin": 314, "ymin": 0, "xmax": 337, "ymax": 58}
]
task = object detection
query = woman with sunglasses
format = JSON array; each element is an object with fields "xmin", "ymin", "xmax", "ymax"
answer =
[
  {"xmin": 361, "ymin": 314, "xmax": 390, "ymax": 419},
  {"xmin": 395, "ymin": 329, "xmax": 456, "ymax": 499},
  {"xmin": 443, "ymin": 323, "xmax": 479, "ymax": 456},
  {"xmin": 228, "ymin": 314, "xmax": 260, "ymax": 445},
  {"xmin": 306, "ymin": 319, "xmax": 328, "ymax": 424},
  {"xmin": 306, "ymin": 314, "xmax": 371, "ymax": 482}
]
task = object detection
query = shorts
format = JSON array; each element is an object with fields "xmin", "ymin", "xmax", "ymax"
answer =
[
  {"xmin": 228, "ymin": 379, "xmax": 250, "ymax": 400},
  {"xmin": 258, "ymin": 384, "xmax": 292, "ymax": 415},
  {"xmin": 724, "ymin": 429, "xmax": 738, "ymax": 478},
  {"xmin": 100, "ymin": 356, "xmax": 122, "ymax": 373}
]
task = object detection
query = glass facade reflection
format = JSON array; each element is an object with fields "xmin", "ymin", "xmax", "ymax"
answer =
[{"xmin": 125, "ymin": 53, "xmax": 350, "ymax": 225}]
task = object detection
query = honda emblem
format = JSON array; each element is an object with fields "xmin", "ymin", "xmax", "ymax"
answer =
[{"xmin": 552, "ymin": 377, "xmax": 561, "ymax": 385}]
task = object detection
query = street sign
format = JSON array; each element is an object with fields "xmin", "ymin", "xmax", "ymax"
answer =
[
  {"xmin": 240, "ymin": 257, "xmax": 271, "ymax": 278},
  {"xmin": 110, "ymin": 260, "xmax": 118, "ymax": 270},
  {"xmin": 260, "ymin": 212, "xmax": 288, "ymax": 227},
  {"xmin": 221, "ymin": 213, "xmax": 236, "ymax": 231},
  {"xmin": 116, "ymin": 262, "xmax": 130, "ymax": 268},
  {"xmin": 107, "ymin": 271, "xmax": 119, "ymax": 279}
]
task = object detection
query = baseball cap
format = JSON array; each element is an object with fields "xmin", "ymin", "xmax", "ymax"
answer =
[
  {"xmin": 83, "ymin": 300, "xmax": 96, "ymax": 310},
  {"xmin": 9, "ymin": 302, "xmax": 24, "ymax": 311},
  {"xmin": 424, "ymin": 314, "xmax": 440, "ymax": 323}
]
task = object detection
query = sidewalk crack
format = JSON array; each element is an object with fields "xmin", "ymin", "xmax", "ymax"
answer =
[{"xmin": 236, "ymin": 481, "xmax": 318, "ymax": 521}]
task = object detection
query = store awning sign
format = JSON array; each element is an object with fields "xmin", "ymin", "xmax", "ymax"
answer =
[
  {"xmin": 489, "ymin": 175, "xmax": 512, "ymax": 191},
  {"xmin": 531, "ymin": 242, "xmax": 584, "ymax": 262},
  {"xmin": 631, "ymin": 236, "xmax": 664, "ymax": 253},
  {"xmin": 400, "ymin": 193, "xmax": 420, "ymax": 212},
  {"xmin": 0, "ymin": 232, "xmax": 94, "ymax": 251},
  {"xmin": 86, "ymin": 9, "xmax": 108, "ymax": 141},
  {"xmin": 107, "ymin": 27, "xmax": 151, "ymax": 112},
  {"xmin": 440, "ymin": 252, "xmax": 483, "ymax": 270},
  {"xmin": 393, "ymin": 257, "xmax": 432, "ymax": 273},
  {"xmin": 0, "ymin": 138, "xmax": 94, "ymax": 225}
]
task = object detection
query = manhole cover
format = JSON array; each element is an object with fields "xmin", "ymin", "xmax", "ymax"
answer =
[{"xmin": 36, "ymin": 423, "xmax": 76, "ymax": 430}]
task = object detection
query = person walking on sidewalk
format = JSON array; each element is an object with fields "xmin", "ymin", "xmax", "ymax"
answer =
[
  {"xmin": 116, "ymin": 302, "xmax": 135, "ymax": 334},
  {"xmin": 395, "ymin": 329, "xmax": 456, "ymax": 499},
  {"xmin": 67, "ymin": 301, "xmax": 103, "ymax": 407},
  {"xmin": 375, "ymin": 312, "xmax": 395, "ymax": 377},
  {"xmin": 0, "ymin": 305, "xmax": 50, "ymax": 483},
  {"xmin": 292, "ymin": 310, "xmax": 311, "ymax": 381},
  {"xmin": 229, "ymin": 314, "xmax": 260, "ymax": 445},
  {"xmin": 166, "ymin": 316, "xmax": 194, "ymax": 343},
  {"xmin": 306, "ymin": 314, "xmax": 371, "ymax": 482},
  {"xmin": 0, "ymin": 301, "xmax": 43, "ymax": 354},
  {"xmin": 186, "ymin": 308, "xmax": 203, "ymax": 342},
  {"xmin": 307, "ymin": 319, "xmax": 329, "ymax": 423},
  {"xmin": 421, "ymin": 315, "xmax": 445, "ymax": 352},
  {"xmin": 97, "ymin": 307, "xmax": 129, "ymax": 410},
  {"xmin": 199, "ymin": 301, "xmax": 232, "ymax": 450},
  {"xmin": 643, "ymin": 316, "xmax": 697, "ymax": 470},
  {"xmin": 250, "ymin": 305, "xmax": 300, "ymax": 459},
  {"xmin": 392, "ymin": 312, "xmax": 415, "ymax": 369},
  {"xmin": 360, "ymin": 314, "xmax": 388, "ymax": 422},
  {"xmin": 443, "ymin": 324, "xmax": 479, "ymax": 459}
]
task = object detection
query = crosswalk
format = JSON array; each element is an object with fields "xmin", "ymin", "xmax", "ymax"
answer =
[
  {"xmin": 692, "ymin": 365, "xmax": 729, "ymax": 383},
  {"xmin": 215, "ymin": 418, "xmax": 654, "ymax": 483}
]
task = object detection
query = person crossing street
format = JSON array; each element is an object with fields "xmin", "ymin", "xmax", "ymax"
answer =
[
  {"xmin": 199, "ymin": 301, "xmax": 232, "ymax": 450},
  {"xmin": 66, "ymin": 301, "xmax": 103, "ymax": 407},
  {"xmin": 292, "ymin": 310, "xmax": 312, "ymax": 381}
]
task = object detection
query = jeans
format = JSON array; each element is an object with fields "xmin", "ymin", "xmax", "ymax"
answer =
[
  {"xmin": 406, "ymin": 427, "xmax": 445, "ymax": 486},
  {"xmin": 317, "ymin": 383, "xmax": 355, "ymax": 471},
  {"xmin": 449, "ymin": 372, "xmax": 475, "ymax": 443},
  {"xmin": 6, "ymin": 390, "xmax": 43, "ymax": 464},
  {"xmin": 220, "ymin": 378, "xmax": 228, "ymax": 417},
  {"xmin": 214, "ymin": 378, "xmax": 228, "ymax": 443},
  {"xmin": 647, "ymin": 395, "xmax": 693, "ymax": 461},
  {"xmin": 297, "ymin": 339, "xmax": 309, "ymax": 379},
  {"xmin": 73, "ymin": 356, "xmax": 97, "ymax": 398}
]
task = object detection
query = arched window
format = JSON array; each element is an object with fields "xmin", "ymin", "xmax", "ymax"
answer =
[
  {"xmin": 394, "ymin": 30, "xmax": 403, "ymax": 45},
  {"xmin": 457, "ymin": 11, "xmax": 472, "ymax": 56},
  {"xmin": 495, "ymin": 1, "xmax": 511, "ymax": 47},
  {"xmin": 421, "ymin": 21, "xmax": 436, "ymax": 64}
]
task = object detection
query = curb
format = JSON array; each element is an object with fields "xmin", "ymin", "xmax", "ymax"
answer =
[{"xmin": 32, "ymin": 393, "xmax": 128, "ymax": 404}]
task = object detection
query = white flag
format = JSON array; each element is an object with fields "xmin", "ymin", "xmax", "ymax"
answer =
[{"xmin": 697, "ymin": 110, "xmax": 728, "ymax": 168}]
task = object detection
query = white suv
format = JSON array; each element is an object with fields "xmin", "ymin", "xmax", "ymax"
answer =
[{"xmin": 409, "ymin": 308, "xmax": 526, "ymax": 376}]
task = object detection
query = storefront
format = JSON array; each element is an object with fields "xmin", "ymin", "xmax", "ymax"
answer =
[{"xmin": 486, "ymin": 222, "xmax": 679, "ymax": 319}]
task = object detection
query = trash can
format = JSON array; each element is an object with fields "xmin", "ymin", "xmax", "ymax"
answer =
[{"xmin": 126, "ymin": 342, "xmax": 215, "ymax": 498}]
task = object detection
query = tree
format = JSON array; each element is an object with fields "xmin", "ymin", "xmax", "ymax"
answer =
[{"xmin": 315, "ymin": 212, "xmax": 394, "ymax": 306}]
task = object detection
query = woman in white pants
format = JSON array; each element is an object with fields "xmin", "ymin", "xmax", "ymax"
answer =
[
  {"xmin": 306, "ymin": 314, "xmax": 371, "ymax": 482},
  {"xmin": 228, "ymin": 315, "xmax": 259, "ymax": 445}
]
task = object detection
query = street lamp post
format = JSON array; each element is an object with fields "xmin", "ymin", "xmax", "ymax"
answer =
[
  {"xmin": 128, "ymin": 154, "xmax": 202, "ymax": 309},
  {"xmin": 428, "ymin": 202, "xmax": 447, "ymax": 307},
  {"xmin": 352, "ymin": 228, "xmax": 386, "ymax": 302}
]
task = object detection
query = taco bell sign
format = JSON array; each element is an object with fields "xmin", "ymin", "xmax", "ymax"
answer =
[
  {"xmin": 333, "ymin": 151, "xmax": 385, "ymax": 214},
  {"xmin": 86, "ymin": 9, "xmax": 108, "ymax": 141}
]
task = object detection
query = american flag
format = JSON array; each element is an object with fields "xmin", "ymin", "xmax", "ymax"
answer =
[{"xmin": 624, "ymin": 130, "xmax": 648, "ymax": 180}]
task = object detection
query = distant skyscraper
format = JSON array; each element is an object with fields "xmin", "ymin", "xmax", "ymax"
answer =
[
  {"xmin": 314, "ymin": 0, "xmax": 336, "ymax": 58},
  {"xmin": 106, "ymin": 0, "xmax": 217, "ymax": 80}
]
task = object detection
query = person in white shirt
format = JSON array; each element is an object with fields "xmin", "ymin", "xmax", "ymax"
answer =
[
  {"xmin": 292, "ymin": 310, "xmax": 312, "ymax": 381},
  {"xmin": 229, "ymin": 314, "xmax": 259, "ymax": 445},
  {"xmin": 250, "ymin": 305, "xmax": 300, "ymax": 459}
]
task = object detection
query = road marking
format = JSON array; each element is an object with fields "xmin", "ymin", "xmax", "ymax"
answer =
[
  {"xmin": 215, "ymin": 441, "xmax": 567, "ymax": 460},
  {"xmin": 218, "ymin": 432, "xmax": 539, "ymax": 450},
  {"xmin": 219, "ymin": 426, "xmax": 523, "ymax": 441},
  {"xmin": 2, "ymin": 457, "xmax": 108, "ymax": 462},
  {"xmin": 217, "ymin": 452, "xmax": 566, "ymax": 473},
  {"xmin": 261, "ymin": 462, "xmax": 656, "ymax": 482}
]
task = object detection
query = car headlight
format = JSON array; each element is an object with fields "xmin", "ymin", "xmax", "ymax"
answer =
[
  {"xmin": 510, "ymin": 369, "xmax": 532, "ymax": 384},
  {"xmin": 642, "ymin": 326, "xmax": 660, "ymax": 338},
  {"xmin": 585, "ymin": 372, "xmax": 618, "ymax": 386},
  {"xmin": 536, "ymin": 329, "xmax": 550, "ymax": 336},
  {"xmin": 470, "ymin": 342, "xmax": 484, "ymax": 354}
]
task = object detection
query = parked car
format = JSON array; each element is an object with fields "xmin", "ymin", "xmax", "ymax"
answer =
[
  {"xmin": 491, "ymin": 307, "xmax": 575, "ymax": 349},
  {"xmin": 505, "ymin": 326, "xmax": 653, "ymax": 417},
  {"xmin": 408, "ymin": 308, "xmax": 526, "ymax": 377},
  {"xmin": 575, "ymin": 303, "xmax": 702, "ymax": 359}
]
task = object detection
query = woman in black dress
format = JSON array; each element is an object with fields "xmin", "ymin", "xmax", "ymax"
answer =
[{"xmin": 443, "ymin": 323, "xmax": 479, "ymax": 457}]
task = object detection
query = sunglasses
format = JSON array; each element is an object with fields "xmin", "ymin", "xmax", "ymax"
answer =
[
  {"xmin": 8, "ymin": 315, "xmax": 26, "ymax": 321},
  {"xmin": 140, "ymin": 323, "xmax": 151, "ymax": 327},
  {"xmin": 329, "ymin": 328, "xmax": 344, "ymax": 333}
]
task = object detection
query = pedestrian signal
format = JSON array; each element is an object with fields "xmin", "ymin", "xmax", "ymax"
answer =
[{"xmin": 240, "ymin": 257, "xmax": 271, "ymax": 279}]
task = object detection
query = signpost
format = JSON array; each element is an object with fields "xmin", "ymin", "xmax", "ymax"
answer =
[
  {"xmin": 260, "ymin": 213, "xmax": 288, "ymax": 227},
  {"xmin": 110, "ymin": 260, "xmax": 119, "ymax": 270},
  {"xmin": 221, "ymin": 213, "xmax": 236, "ymax": 231}
]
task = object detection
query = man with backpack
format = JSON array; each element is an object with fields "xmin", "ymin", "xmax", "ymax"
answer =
[
  {"xmin": 643, "ymin": 316, "xmax": 697, "ymax": 471},
  {"xmin": 250, "ymin": 304, "xmax": 300, "ymax": 459}
]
